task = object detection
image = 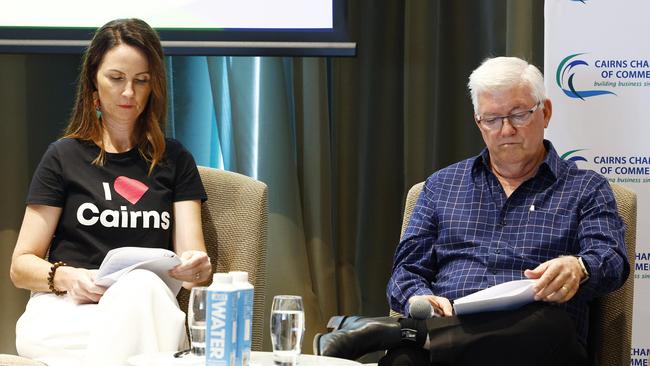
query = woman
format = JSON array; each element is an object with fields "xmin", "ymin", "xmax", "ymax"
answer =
[{"xmin": 9, "ymin": 18, "xmax": 211, "ymax": 365}]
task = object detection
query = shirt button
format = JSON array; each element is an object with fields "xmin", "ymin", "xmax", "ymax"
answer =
[
  {"xmin": 500, "ymin": 219, "xmax": 506, "ymax": 226},
  {"xmin": 491, "ymin": 269, "xmax": 497, "ymax": 274},
  {"xmin": 495, "ymin": 249, "xmax": 500, "ymax": 254}
]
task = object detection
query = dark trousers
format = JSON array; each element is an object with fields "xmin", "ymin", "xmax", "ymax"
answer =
[{"xmin": 379, "ymin": 303, "xmax": 587, "ymax": 366}]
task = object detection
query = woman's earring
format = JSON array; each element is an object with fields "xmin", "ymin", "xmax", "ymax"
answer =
[{"xmin": 93, "ymin": 97, "xmax": 102, "ymax": 120}]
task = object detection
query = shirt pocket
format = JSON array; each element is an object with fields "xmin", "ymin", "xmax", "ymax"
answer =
[{"xmin": 509, "ymin": 210, "xmax": 576, "ymax": 260}]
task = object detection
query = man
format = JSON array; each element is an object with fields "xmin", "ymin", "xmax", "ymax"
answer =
[{"xmin": 315, "ymin": 57, "xmax": 629, "ymax": 366}]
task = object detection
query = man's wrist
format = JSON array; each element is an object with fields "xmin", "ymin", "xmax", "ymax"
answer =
[
  {"xmin": 559, "ymin": 255, "xmax": 590, "ymax": 284},
  {"xmin": 576, "ymin": 256, "xmax": 590, "ymax": 284}
]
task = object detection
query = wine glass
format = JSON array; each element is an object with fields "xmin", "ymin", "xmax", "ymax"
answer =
[
  {"xmin": 188, "ymin": 286, "xmax": 208, "ymax": 356},
  {"xmin": 270, "ymin": 295, "xmax": 305, "ymax": 365}
]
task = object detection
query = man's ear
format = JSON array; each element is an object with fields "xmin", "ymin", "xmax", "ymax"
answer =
[{"xmin": 542, "ymin": 99, "xmax": 553, "ymax": 128}]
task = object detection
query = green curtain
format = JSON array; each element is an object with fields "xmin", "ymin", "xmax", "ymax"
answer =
[
  {"xmin": 164, "ymin": 0, "xmax": 544, "ymax": 352},
  {"xmin": 0, "ymin": 54, "xmax": 80, "ymax": 354},
  {"xmin": 0, "ymin": 0, "xmax": 543, "ymax": 355}
]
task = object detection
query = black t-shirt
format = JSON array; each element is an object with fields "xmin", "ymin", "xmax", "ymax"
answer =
[{"xmin": 27, "ymin": 138, "xmax": 207, "ymax": 269}]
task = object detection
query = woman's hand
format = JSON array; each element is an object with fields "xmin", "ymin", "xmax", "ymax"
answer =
[
  {"xmin": 169, "ymin": 250, "xmax": 212, "ymax": 284},
  {"xmin": 57, "ymin": 267, "xmax": 106, "ymax": 304}
]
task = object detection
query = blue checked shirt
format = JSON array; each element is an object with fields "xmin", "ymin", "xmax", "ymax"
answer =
[{"xmin": 388, "ymin": 140, "xmax": 629, "ymax": 345}]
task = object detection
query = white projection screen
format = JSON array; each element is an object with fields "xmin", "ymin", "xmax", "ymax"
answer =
[{"xmin": 0, "ymin": 0, "xmax": 354, "ymax": 56}]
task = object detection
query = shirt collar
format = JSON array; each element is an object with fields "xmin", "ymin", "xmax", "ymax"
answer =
[{"xmin": 472, "ymin": 140, "xmax": 562, "ymax": 181}]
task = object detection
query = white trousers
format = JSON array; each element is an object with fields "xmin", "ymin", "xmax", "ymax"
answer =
[{"xmin": 16, "ymin": 269, "xmax": 188, "ymax": 366}]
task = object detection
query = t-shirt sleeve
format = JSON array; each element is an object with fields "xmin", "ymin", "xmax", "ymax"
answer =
[
  {"xmin": 173, "ymin": 143, "xmax": 208, "ymax": 202},
  {"xmin": 26, "ymin": 142, "xmax": 66, "ymax": 207}
]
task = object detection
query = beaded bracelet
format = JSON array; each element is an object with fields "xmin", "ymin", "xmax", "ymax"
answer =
[{"xmin": 47, "ymin": 261, "xmax": 68, "ymax": 296}]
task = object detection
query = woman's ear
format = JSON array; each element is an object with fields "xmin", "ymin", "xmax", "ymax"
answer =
[{"xmin": 93, "ymin": 91, "xmax": 100, "ymax": 109}]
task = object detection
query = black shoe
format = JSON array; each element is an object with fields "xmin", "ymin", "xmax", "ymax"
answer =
[
  {"xmin": 325, "ymin": 315, "xmax": 365, "ymax": 331},
  {"xmin": 313, "ymin": 316, "xmax": 403, "ymax": 360}
]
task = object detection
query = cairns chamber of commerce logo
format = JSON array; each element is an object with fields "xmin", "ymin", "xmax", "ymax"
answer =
[
  {"xmin": 556, "ymin": 54, "xmax": 616, "ymax": 100},
  {"xmin": 557, "ymin": 53, "xmax": 650, "ymax": 100},
  {"xmin": 560, "ymin": 149, "xmax": 588, "ymax": 163},
  {"xmin": 562, "ymin": 149, "xmax": 650, "ymax": 183}
]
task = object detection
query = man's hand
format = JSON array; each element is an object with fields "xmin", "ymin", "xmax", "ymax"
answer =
[
  {"xmin": 524, "ymin": 256, "xmax": 585, "ymax": 303},
  {"xmin": 408, "ymin": 295, "xmax": 454, "ymax": 317}
]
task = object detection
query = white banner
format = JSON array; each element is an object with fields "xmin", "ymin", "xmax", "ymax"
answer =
[{"xmin": 544, "ymin": 0, "xmax": 650, "ymax": 363}]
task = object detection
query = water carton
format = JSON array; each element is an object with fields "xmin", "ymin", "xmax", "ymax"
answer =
[
  {"xmin": 205, "ymin": 273, "xmax": 238, "ymax": 366},
  {"xmin": 230, "ymin": 271, "xmax": 254, "ymax": 366}
]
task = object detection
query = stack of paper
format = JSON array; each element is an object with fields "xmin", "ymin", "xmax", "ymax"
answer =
[
  {"xmin": 95, "ymin": 247, "xmax": 183, "ymax": 295},
  {"xmin": 453, "ymin": 279, "xmax": 537, "ymax": 316}
]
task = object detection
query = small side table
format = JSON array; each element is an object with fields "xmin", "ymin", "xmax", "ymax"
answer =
[{"xmin": 128, "ymin": 351, "xmax": 362, "ymax": 366}]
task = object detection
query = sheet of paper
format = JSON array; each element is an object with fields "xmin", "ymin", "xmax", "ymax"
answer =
[
  {"xmin": 453, "ymin": 279, "xmax": 537, "ymax": 316},
  {"xmin": 95, "ymin": 247, "xmax": 183, "ymax": 295}
]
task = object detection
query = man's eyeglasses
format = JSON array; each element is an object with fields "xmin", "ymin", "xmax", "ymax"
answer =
[{"xmin": 476, "ymin": 102, "xmax": 542, "ymax": 131}]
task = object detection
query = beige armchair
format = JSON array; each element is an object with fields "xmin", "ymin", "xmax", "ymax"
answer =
[
  {"xmin": 182, "ymin": 166, "xmax": 268, "ymax": 351},
  {"xmin": 395, "ymin": 181, "xmax": 636, "ymax": 366},
  {"xmin": 0, "ymin": 355, "xmax": 45, "ymax": 366},
  {"xmin": 589, "ymin": 183, "xmax": 636, "ymax": 366},
  {"xmin": 0, "ymin": 166, "xmax": 268, "ymax": 364}
]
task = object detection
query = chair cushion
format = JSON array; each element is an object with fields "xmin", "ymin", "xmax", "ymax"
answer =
[{"xmin": 0, "ymin": 354, "xmax": 47, "ymax": 366}]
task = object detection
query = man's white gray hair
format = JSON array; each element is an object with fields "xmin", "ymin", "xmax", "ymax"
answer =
[{"xmin": 467, "ymin": 56, "xmax": 546, "ymax": 113}]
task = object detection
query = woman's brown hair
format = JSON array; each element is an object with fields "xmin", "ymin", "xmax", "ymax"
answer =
[{"xmin": 64, "ymin": 18, "xmax": 166, "ymax": 174}]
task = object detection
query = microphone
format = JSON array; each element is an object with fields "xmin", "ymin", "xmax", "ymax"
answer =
[{"xmin": 408, "ymin": 297, "xmax": 439, "ymax": 319}]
